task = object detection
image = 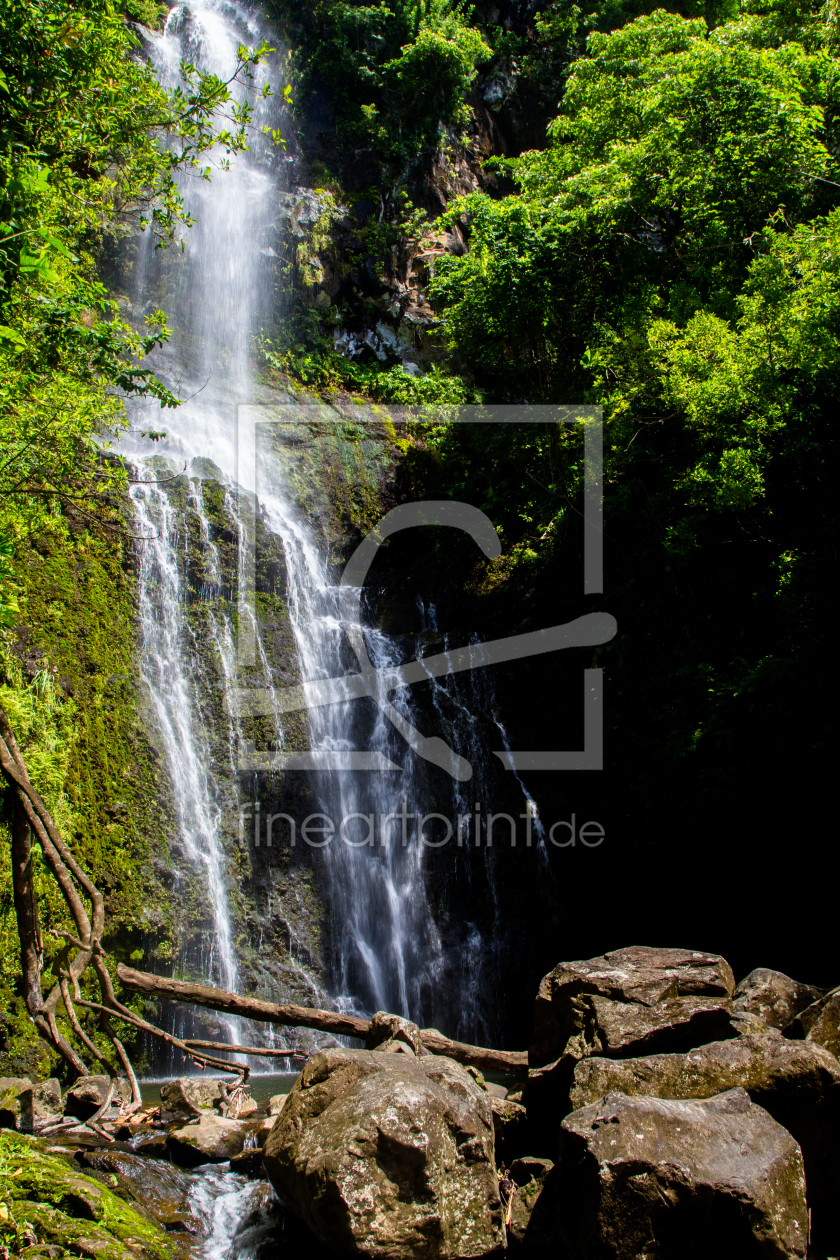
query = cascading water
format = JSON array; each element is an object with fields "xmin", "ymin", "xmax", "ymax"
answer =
[
  {"xmin": 120, "ymin": 0, "xmax": 547, "ymax": 1059},
  {"xmin": 131, "ymin": 479, "xmax": 240, "ymax": 1009},
  {"xmin": 121, "ymin": 0, "xmax": 289, "ymax": 1044}
]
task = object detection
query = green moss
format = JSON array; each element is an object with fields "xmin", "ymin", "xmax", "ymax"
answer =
[
  {"xmin": 0, "ymin": 508, "xmax": 179, "ymax": 1076},
  {"xmin": 0, "ymin": 1132, "xmax": 171, "ymax": 1260}
]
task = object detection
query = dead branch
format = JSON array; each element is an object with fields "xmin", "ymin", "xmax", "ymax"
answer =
[
  {"xmin": 116, "ymin": 965, "xmax": 529, "ymax": 1075},
  {"xmin": 74, "ymin": 997, "xmax": 250, "ymax": 1082},
  {"xmin": 182, "ymin": 1039, "xmax": 305, "ymax": 1058},
  {"xmin": 0, "ymin": 703, "xmax": 244, "ymax": 1092}
]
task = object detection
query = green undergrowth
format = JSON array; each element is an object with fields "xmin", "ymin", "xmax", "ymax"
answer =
[{"xmin": 261, "ymin": 340, "xmax": 477, "ymax": 406}]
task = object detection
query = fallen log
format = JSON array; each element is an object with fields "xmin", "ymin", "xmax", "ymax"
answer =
[{"xmin": 116, "ymin": 964, "xmax": 529, "ymax": 1075}]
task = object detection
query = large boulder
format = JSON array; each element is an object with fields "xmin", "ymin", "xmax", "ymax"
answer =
[
  {"xmin": 530, "ymin": 946, "xmax": 735, "ymax": 1069},
  {"xmin": 732, "ymin": 968, "xmax": 823, "ymax": 1031},
  {"xmin": 159, "ymin": 1076, "xmax": 256, "ymax": 1121},
  {"xmin": 526, "ymin": 946, "xmax": 736, "ymax": 1152},
  {"xmin": 159, "ymin": 1075, "xmax": 223, "ymax": 1119},
  {"xmin": 263, "ymin": 1047, "xmax": 505, "ymax": 1259},
  {"xmin": 569, "ymin": 1031, "xmax": 840, "ymax": 1239},
  {"xmin": 556, "ymin": 1088, "xmax": 807, "ymax": 1259}
]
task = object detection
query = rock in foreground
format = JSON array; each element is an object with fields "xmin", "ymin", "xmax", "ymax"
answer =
[
  {"xmin": 569, "ymin": 1030, "xmax": 840, "ymax": 1222},
  {"xmin": 530, "ymin": 945, "xmax": 736, "ymax": 1069},
  {"xmin": 526, "ymin": 945, "xmax": 737, "ymax": 1152},
  {"xmin": 166, "ymin": 1113, "xmax": 253, "ymax": 1166},
  {"xmin": 556, "ymin": 1088, "xmax": 807, "ymax": 1259},
  {"xmin": 263, "ymin": 1047, "xmax": 505, "ymax": 1259}
]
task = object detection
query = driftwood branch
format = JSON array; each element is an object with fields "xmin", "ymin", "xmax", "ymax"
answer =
[
  {"xmin": 183, "ymin": 1039, "xmax": 305, "ymax": 1058},
  {"xmin": 116, "ymin": 964, "xmax": 529, "ymax": 1075}
]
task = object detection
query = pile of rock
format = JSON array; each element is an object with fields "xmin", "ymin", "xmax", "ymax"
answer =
[{"xmin": 260, "ymin": 947, "xmax": 840, "ymax": 1258}]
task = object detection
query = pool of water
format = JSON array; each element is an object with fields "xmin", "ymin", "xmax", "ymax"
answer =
[{"xmin": 139, "ymin": 1071, "xmax": 301, "ymax": 1109}]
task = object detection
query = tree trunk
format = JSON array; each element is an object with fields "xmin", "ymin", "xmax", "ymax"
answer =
[{"xmin": 116, "ymin": 964, "xmax": 529, "ymax": 1074}]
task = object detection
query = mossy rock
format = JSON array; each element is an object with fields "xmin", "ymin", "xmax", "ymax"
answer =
[{"xmin": 0, "ymin": 1132, "xmax": 171, "ymax": 1260}]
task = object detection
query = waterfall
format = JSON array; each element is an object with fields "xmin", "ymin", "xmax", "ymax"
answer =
[
  {"xmin": 121, "ymin": 0, "xmax": 288, "ymax": 1048},
  {"xmin": 119, "ymin": 0, "xmax": 546, "ymax": 1052}
]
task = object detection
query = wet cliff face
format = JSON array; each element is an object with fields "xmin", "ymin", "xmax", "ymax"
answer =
[{"xmin": 121, "ymin": 398, "xmax": 417, "ymax": 1059}]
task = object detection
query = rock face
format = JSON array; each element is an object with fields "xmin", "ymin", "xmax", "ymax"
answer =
[
  {"xmin": 732, "ymin": 968, "xmax": 823, "ymax": 1031},
  {"xmin": 569, "ymin": 1032, "xmax": 840, "ymax": 1222},
  {"xmin": 556, "ymin": 1088, "xmax": 808, "ymax": 1259},
  {"xmin": 263, "ymin": 1047, "xmax": 505, "ymax": 1258},
  {"xmin": 530, "ymin": 946, "xmax": 736, "ymax": 1070}
]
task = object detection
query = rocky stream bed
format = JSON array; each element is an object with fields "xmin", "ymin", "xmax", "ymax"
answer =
[{"xmin": 3, "ymin": 945, "xmax": 840, "ymax": 1260}]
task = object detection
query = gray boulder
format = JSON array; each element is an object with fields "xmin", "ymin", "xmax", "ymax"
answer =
[
  {"xmin": 14, "ymin": 1078, "xmax": 64, "ymax": 1131},
  {"xmin": 64, "ymin": 1075, "xmax": 132, "ymax": 1120},
  {"xmin": 526, "ymin": 946, "xmax": 736, "ymax": 1152},
  {"xmin": 263, "ymin": 1046, "xmax": 505, "ymax": 1258},
  {"xmin": 569, "ymin": 1032, "xmax": 840, "ymax": 1224},
  {"xmin": 530, "ymin": 946, "xmax": 735, "ymax": 1069},
  {"xmin": 30, "ymin": 1078, "xmax": 63, "ymax": 1121},
  {"xmin": 159, "ymin": 1076, "xmax": 223, "ymax": 1120},
  {"xmin": 556, "ymin": 1088, "xmax": 807, "ymax": 1259},
  {"xmin": 166, "ymin": 1114, "xmax": 255, "ymax": 1166},
  {"xmin": 732, "ymin": 968, "xmax": 823, "ymax": 1031}
]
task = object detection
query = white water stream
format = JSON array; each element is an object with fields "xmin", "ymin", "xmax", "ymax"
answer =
[{"xmin": 120, "ymin": 0, "xmax": 546, "ymax": 1084}]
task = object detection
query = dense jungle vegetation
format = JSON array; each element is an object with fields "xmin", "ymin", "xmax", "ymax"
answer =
[
  {"xmin": 263, "ymin": 0, "xmax": 838, "ymax": 970},
  {"xmin": 0, "ymin": 0, "xmax": 837, "ymax": 1073}
]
